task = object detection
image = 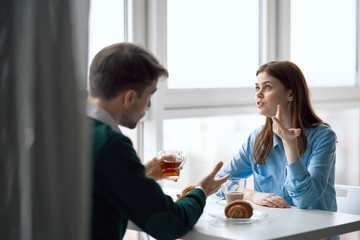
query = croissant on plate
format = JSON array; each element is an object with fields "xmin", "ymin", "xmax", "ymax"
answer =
[
  {"xmin": 224, "ymin": 200, "xmax": 253, "ymax": 218},
  {"xmin": 176, "ymin": 185, "xmax": 196, "ymax": 198}
]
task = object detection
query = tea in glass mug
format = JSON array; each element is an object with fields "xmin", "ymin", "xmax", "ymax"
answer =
[{"xmin": 158, "ymin": 150, "xmax": 186, "ymax": 180}]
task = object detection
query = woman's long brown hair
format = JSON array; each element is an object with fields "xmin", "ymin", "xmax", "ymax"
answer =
[{"xmin": 253, "ymin": 61, "xmax": 328, "ymax": 167}]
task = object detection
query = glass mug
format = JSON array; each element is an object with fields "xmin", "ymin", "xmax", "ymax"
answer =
[
  {"xmin": 222, "ymin": 178, "xmax": 247, "ymax": 204},
  {"xmin": 158, "ymin": 150, "xmax": 186, "ymax": 180}
]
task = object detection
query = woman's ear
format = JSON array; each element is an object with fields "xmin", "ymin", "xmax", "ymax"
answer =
[
  {"xmin": 288, "ymin": 90, "xmax": 294, "ymax": 101},
  {"xmin": 123, "ymin": 89, "xmax": 137, "ymax": 108}
]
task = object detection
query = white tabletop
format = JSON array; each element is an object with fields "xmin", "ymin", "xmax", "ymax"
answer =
[{"xmin": 128, "ymin": 188, "xmax": 360, "ymax": 240}]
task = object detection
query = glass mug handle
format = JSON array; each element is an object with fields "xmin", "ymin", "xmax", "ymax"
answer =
[{"xmin": 177, "ymin": 151, "xmax": 186, "ymax": 168}]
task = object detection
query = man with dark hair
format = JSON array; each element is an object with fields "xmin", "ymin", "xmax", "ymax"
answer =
[{"xmin": 86, "ymin": 42, "xmax": 230, "ymax": 240}]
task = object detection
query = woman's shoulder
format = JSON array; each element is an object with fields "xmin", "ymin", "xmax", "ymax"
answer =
[
  {"xmin": 306, "ymin": 123, "xmax": 337, "ymax": 139},
  {"xmin": 309, "ymin": 123, "xmax": 334, "ymax": 132},
  {"xmin": 249, "ymin": 125, "xmax": 264, "ymax": 138}
]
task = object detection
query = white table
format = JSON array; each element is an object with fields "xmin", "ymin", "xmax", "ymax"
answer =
[{"xmin": 128, "ymin": 188, "xmax": 360, "ymax": 240}]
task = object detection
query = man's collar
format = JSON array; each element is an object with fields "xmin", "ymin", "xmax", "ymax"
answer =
[{"xmin": 86, "ymin": 101, "xmax": 121, "ymax": 133}]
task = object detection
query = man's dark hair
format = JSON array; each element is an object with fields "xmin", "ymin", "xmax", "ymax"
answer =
[{"xmin": 89, "ymin": 42, "xmax": 168, "ymax": 99}]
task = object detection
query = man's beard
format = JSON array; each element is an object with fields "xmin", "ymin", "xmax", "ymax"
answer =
[{"xmin": 120, "ymin": 117, "xmax": 138, "ymax": 129}]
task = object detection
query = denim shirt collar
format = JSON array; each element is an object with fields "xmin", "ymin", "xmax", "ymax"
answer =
[{"xmin": 273, "ymin": 133, "xmax": 282, "ymax": 148}]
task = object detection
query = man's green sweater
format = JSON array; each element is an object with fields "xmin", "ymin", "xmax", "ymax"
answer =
[{"xmin": 90, "ymin": 118, "xmax": 206, "ymax": 240}]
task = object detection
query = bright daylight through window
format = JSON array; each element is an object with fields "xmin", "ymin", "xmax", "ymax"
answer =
[
  {"xmin": 167, "ymin": 0, "xmax": 259, "ymax": 88},
  {"xmin": 291, "ymin": 0, "xmax": 356, "ymax": 87}
]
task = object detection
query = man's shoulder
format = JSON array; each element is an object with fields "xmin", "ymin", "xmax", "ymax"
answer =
[
  {"xmin": 88, "ymin": 117, "xmax": 132, "ymax": 155},
  {"xmin": 89, "ymin": 117, "xmax": 126, "ymax": 140}
]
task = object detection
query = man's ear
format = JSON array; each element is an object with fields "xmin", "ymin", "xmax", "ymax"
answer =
[{"xmin": 122, "ymin": 89, "xmax": 137, "ymax": 108}]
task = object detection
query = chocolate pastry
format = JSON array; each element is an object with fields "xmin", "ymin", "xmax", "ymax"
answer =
[{"xmin": 224, "ymin": 200, "xmax": 253, "ymax": 218}]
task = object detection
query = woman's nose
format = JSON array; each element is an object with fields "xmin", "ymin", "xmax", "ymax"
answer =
[{"xmin": 256, "ymin": 90, "xmax": 263, "ymax": 98}]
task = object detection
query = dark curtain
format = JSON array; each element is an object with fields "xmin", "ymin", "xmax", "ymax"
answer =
[{"xmin": 0, "ymin": 0, "xmax": 90, "ymax": 239}]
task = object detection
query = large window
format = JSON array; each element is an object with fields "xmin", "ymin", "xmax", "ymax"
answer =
[{"xmin": 138, "ymin": 0, "xmax": 360, "ymax": 191}]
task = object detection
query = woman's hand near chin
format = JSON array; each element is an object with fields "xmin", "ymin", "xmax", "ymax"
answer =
[{"xmin": 272, "ymin": 105, "xmax": 301, "ymax": 164}]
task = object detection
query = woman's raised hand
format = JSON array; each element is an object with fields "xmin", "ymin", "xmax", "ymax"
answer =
[
  {"xmin": 272, "ymin": 105, "xmax": 301, "ymax": 142},
  {"xmin": 272, "ymin": 105, "xmax": 301, "ymax": 164}
]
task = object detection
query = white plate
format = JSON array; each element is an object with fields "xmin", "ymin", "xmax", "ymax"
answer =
[{"xmin": 208, "ymin": 210, "xmax": 268, "ymax": 224}]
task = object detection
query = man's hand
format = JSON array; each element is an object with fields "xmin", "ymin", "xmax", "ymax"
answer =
[
  {"xmin": 144, "ymin": 155, "xmax": 179, "ymax": 181},
  {"xmin": 144, "ymin": 157, "xmax": 163, "ymax": 181},
  {"xmin": 197, "ymin": 161, "xmax": 231, "ymax": 197}
]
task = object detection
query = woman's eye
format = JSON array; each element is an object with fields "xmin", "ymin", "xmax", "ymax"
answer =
[
  {"xmin": 265, "ymin": 85, "xmax": 271, "ymax": 90},
  {"xmin": 255, "ymin": 87, "xmax": 260, "ymax": 92}
]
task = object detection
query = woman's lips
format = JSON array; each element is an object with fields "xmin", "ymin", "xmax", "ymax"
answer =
[{"xmin": 257, "ymin": 102, "xmax": 264, "ymax": 108}]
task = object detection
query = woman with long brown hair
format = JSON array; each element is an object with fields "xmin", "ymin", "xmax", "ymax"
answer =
[{"xmin": 216, "ymin": 60, "xmax": 337, "ymax": 212}]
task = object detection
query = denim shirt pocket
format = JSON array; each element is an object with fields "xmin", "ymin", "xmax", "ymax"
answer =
[{"xmin": 253, "ymin": 171, "xmax": 272, "ymax": 193}]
